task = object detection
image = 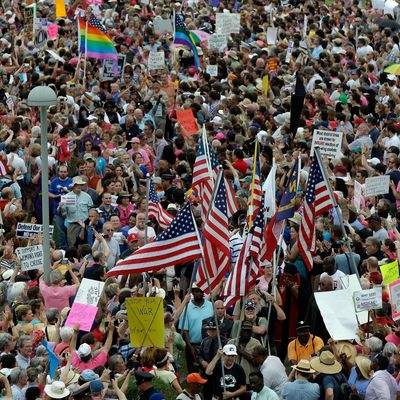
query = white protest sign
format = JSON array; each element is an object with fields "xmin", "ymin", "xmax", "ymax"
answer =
[
  {"xmin": 46, "ymin": 49, "xmax": 65, "ymax": 63},
  {"xmin": 15, "ymin": 245, "xmax": 44, "ymax": 271},
  {"xmin": 148, "ymin": 51, "xmax": 165, "ymax": 70},
  {"xmin": 353, "ymin": 180, "xmax": 362, "ymax": 211},
  {"xmin": 340, "ymin": 274, "xmax": 368, "ymax": 324},
  {"xmin": 389, "ymin": 279, "xmax": 400, "ymax": 320},
  {"xmin": 153, "ymin": 17, "xmax": 173, "ymax": 34},
  {"xmin": 353, "ymin": 287, "xmax": 382, "ymax": 312},
  {"xmin": 74, "ymin": 278, "xmax": 105, "ymax": 306},
  {"xmin": 365, "ymin": 175, "xmax": 390, "ymax": 197},
  {"xmin": 267, "ymin": 27, "xmax": 278, "ymax": 45},
  {"xmin": 5, "ymin": 96, "xmax": 14, "ymax": 111},
  {"xmin": 16, "ymin": 223, "xmax": 54, "ymax": 238},
  {"xmin": 208, "ymin": 34, "xmax": 228, "ymax": 52},
  {"xmin": 111, "ymin": 195, "xmax": 118, "ymax": 207},
  {"xmin": 61, "ymin": 194, "xmax": 76, "ymax": 207},
  {"xmin": 311, "ymin": 129, "xmax": 342, "ymax": 160},
  {"xmin": 315, "ymin": 288, "xmax": 359, "ymax": 340},
  {"xmin": 215, "ymin": 13, "xmax": 240, "ymax": 35},
  {"xmin": 285, "ymin": 40, "xmax": 294, "ymax": 63},
  {"xmin": 206, "ymin": 65, "xmax": 218, "ymax": 77}
]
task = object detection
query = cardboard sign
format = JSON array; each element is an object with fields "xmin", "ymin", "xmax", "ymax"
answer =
[
  {"xmin": 208, "ymin": 34, "xmax": 228, "ymax": 52},
  {"xmin": 353, "ymin": 287, "xmax": 382, "ymax": 312},
  {"xmin": 311, "ymin": 129, "xmax": 342, "ymax": 160},
  {"xmin": 389, "ymin": 279, "xmax": 400, "ymax": 320},
  {"xmin": 15, "ymin": 245, "xmax": 44, "ymax": 271},
  {"xmin": 74, "ymin": 278, "xmax": 105, "ymax": 306},
  {"xmin": 206, "ymin": 65, "xmax": 218, "ymax": 77},
  {"xmin": 61, "ymin": 194, "xmax": 76, "ymax": 207},
  {"xmin": 65, "ymin": 302, "xmax": 98, "ymax": 332},
  {"xmin": 365, "ymin": 175, "xmax": 390, "ymax": 197},
  {"xmin": 176, "ymin": 109, "xmax": 199, "ymax": 135},
  {"xmin": 267, "ymin": 27, "xmax": 278, "ymax": 45},
  {"xmin": 215, "ymin": 13, "xmax": 240, "ymax": 35},
  {"xmin": 148, "ymin": 51, "xmax": 165, "ymax": 70},
  {"xmin": 153, "ymin": 17, "xmax": 173, "ymax": 34},
  {"xmin": 102, "ymin": 59, "xmax": 116, "ymax": 80},
  {"xmin": 380, "ymin": 260, "xmax": 399, "ymax": 285},
  {"xmin": 16, "ymin": 223, "xmax": 54, "ymax": 238},
  {"xmin": 126, "ymin": 297, "xmax": 164, "ymax": 348}
]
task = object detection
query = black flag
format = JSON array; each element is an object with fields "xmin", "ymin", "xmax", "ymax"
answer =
[{"xmin": 289, "ymin": 72, "xmax": 306, "ymax": 135}]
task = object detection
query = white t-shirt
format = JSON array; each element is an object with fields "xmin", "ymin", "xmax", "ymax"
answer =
[
  {"xmin": 320, "ymin": 270, "xmax": 346, "ymax": 290},
  {"xmin": 128, "ymin": 226, "xmax": 156, "ymax": 241}
]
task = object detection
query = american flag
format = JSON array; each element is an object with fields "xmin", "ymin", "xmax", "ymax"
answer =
[
  {"xmin": 192, "ymin": 130, "xmax": 238, "ymax": 221},
  {"xmin": 224, "ymin": 197, "xmax": 265, "ymax": 308},
  {"xmin": 246, "ymin": 142, "xmax": 262, "ymax": 228},
  {"xmin": 106, "ymin": 203, "xmax": 202, "ymax": 276},
  {"xmin": 0, "ymin": 159, "xmax": 9, "ymax": 177},
  {"xmin": 196, "ymin": 174, "xmax": 230, "ymax": 291},
  {"xmin": 148, "ymin": 183, "xmax": 173, "ymax": 229},
  {"xmin": 88, "ymin": 13, "xmax": 107, "ymax": 34},
  {"xmin": 298, "ymin": 156, "xmax": 334, "ymax": 270}
]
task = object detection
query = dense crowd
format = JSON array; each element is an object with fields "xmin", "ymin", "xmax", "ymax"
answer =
[{"xmin": 2, "ymin": 0, "xmax": 400, "ymax": 399}]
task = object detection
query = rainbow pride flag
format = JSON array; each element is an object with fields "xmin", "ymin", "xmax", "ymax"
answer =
[{"xmin": 78, "ymin": 17, "xmax": 117, "ymax": 62}]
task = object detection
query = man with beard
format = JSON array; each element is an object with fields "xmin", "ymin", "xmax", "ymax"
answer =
[{"xmin": 287, "ymin": 321, "xmax": 324, "ymax": 365}]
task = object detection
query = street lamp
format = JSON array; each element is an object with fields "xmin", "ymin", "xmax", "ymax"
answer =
[{"xmin": 28, "ymin": 86, "xmax": 57, "ymax": 285}]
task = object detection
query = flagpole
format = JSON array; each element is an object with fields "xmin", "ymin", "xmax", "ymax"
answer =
[
  {"xmin": 248, "ymin": 140, "xmax": 259, "ymax": 230},
  {"xmin": 314, "ymin": 148, "xmax": 361, "ymax": 283},
  {"xmin": 83, "ymin": 18, "xmax": 89, "ymax": 80},
  {"xmin": 190, "ymin": 170, "xmax": 227, "ymax": 393},
  {"xmin": 142, "ymin": 174, "xmax": 151, "ymax": 295}
]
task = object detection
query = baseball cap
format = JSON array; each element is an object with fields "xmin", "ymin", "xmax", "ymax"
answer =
[
  {"xmin": 245, "ymin": 301, "xmax": 256, "ymax": 309},
  {"xmin": 367, "ymin": 157, "xmax": 380, "ymax": 166},
  {"xmin": 77, "ymin": 343, "xmax": 91, "ymax": 358},
  {"xmin": 80, "ymin": 370, "xmax": 99, "ymax": 382},
  {"xmin": 90, "ymin": 380, "xmax": 104, "ymax": 395},
  {"xmin": 296, "ymin": 321, "xmax": 310, "ymax": 331},
  {"xmin": 187, "ymin": 373, "xmax": 207, "ymax": 384},
  {"xmin": 205, "ymin": 320, "xmax": 217, "ymax": 329},
  {"xmin": 223, "ymin": 344, "xmax": 238, "ymax": 356},
  {"xmin": 128, "ymin": 233, "xmax": 139, "ymax": 243}
]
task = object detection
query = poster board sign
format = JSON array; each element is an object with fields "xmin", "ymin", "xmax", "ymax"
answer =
[
  {"xmin": 74, "ymin": 278, "xmax": 105, "ymax": 306},
  {"xmin": 102, "ymin": 59, "xmax": 116, "ymax": 80},
  {"xmin": 365, "ymin": 175, "xmax": 390, "ymax": 197},
  {"xmin": 61, "ymin": 194, "xmax": 76, "ymax": 207},
  {"xmin": 267, "ymin": 27, "xmax": 278, "ymax": 45},
  {"xmin": 47, "ymin": 24, "xmax": 58, "ymax": 39},
  {"xmin": 46, "ymin": 49, "xmax": 65, "ymax": 63},
  {"xmin": 215, "ymin": 13, "xmax": 240, "ymax": 35},
  {"xmin": 206, "ymin": 65, "xmax": 218, "ymax": 77},
  {"xmin": 16, "ymin": 223, "xmax": 54, "ymax": 238},
  {"xmin": 176, "ymin": 109, "xmax": 199, "ymax": 135},
  {"xmin": 353, "ymin": 287, "xmax": 382, "ymax": 312},
  {"xmin": 285, "ymin": 40, "xmax": 294, "ymax": 63},
  {"xmin": 389, "ymin": 278, "xmax": 400, "ymax": 320},
  {"xmin": 65, "ymin": 302, "xmax": 98, "ymax": 332},
  {"xmin": 126, "ymin": 297, "xmax": 164, "ymax": 348},
  {"xmin": 267, "ymin": 58, "xmax": 279, "ymax": 73},
  {"xmin": 311, "ymin": 129, "xmax": 342, "ymax": 160},
  {"xmin": 35, "ymin": 29, "xmax": 48, "ymax": 48},
  {"xmin": 153, "ymin": 17, "xmax": 173, "ymax": 34},
  {"xmin": 340, "ymin": 274, "xmax": 368, "ymax": 324},
  {"xmin": 15, "ymin": 245, "xmax": 44, "ymax": 271},
  {"xmin": 117, "ymin": 54, "xmax": 126, "ymax": 77},
  {"xmin": 208, "ymin": 34, "xmax": 228, "ymax": 52},
  {"xmin": 380, "ymin": 260, "xmax": 399, "ymax": 285},
  {"xmin": 148, "ymin": 51, "xmax": 165, "ymax": 70}
]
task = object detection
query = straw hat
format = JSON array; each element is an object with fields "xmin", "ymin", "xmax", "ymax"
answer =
[
  {"xmin": 288, "ymin": 212, "xmax": 302, "ymax": 226},
  {"xmin": 310, "ymin": 351, "xmax": 342, "ymax": 374},
  {"xmin": 292, "ymin": 359, "xmax": 315, "ymax": 374},
  {"xmin": 44, "ymin": 382, "xmax": 70, "ymax": 399},
  {"xmin": 355, "ymin": 356, "xmax": 373, "ymax": 380},
  {"xmin": 336, "ymin": 341, "xmax": 357, "ymax": 364}
]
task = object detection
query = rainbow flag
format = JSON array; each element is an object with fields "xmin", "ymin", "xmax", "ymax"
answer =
[{"xmin": 78, "ymin": 17, "xmax": 117, "ymax": 62}]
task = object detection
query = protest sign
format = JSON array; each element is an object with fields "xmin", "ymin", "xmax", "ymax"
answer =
[
  {"xmin": 380, "ymin": 260, "xmax": 399, "ymax": 285},
  {"xmin": 35, "ymin": 29, "xmax": 48, "ymax": 48},
  {"xmin": 126, "ymin": 297, "xmax": 164, "ymax": 348},
  {"xmin": 208, "ymin": 34, "xmax": 228, "ymax": 52},
  {"xmin": 5, "ymin": 96, "xmax": 14, "ymax": 111},
  {"xmin": 16, "ymin": 223, "xmax": 54, "ymax": 238},
  {"xmin": 339, "ymin": 274, "xmax": 368, "ymax": 324},
  {"xmin": 74, "ymin": 278, "xmax": 105, "ymax": 306},
  {"xmin": 61, "ymin": 194, "xmax": 76, "ymax": 207},
  {"xmin": 46, "ymin": 49, "xmax": 65, "ymax": 63},
  {"xmin": 206, "ymin": 65, "xmax": 218, "ymax": 77},
  {"xmin": 353, "ymin": 180, "xmax": 362, "ymax": 211},
  {"xmin": 111, "ymin": 195, "xmax": 118, "ymax": 207},
  {"xmin": 176, "ymin": 109, "xmax": 199, "ymax": 135},
  {"xmin": 384, "ymin": 0, "xmax": 397, "ymax": 15},
  {"xmin": 267, "ymin": 58, "xmax": 279, "ymax": 73},
  {"xmin": 389, "ymin": 279, "xmax": 400, "ymax": 320},
  {"xmin": 117, "ymin": 54, "xmax": 126, "ymax": 76},
  {"xmin": 267, "ymin": 27, "xmax": 278, "ymax": 45},
  {"xmin": 148, "ymin": 51, "xmax": 165, "ymax": 70},
  {"xmin": 215, "ymin": 13, "xmax": 240, "ymax": 35},
  {"xmin": 153, "ymin": 17, "xmax": 173, "ymax": 34},
  {"xmin": 285, "ymin": 40, "xmax": 294, "ymax": 63},
  {"xmin": 310, "ymin": 129, "xmax": 342, "ymax": 160},
  {"xmin": 353, "ymin": 287, "xmax": 382, "ymax": 312},
  {"xmin": 15, "ymin": 245, "xmax": 43, "ymax": 271},
  {"xmin": 24, "ymin": 6, "xmax": 34, "ymax": 27},
  {"xmin": 102, "ymin": 59, "xmax": 116, "ymax": 80},
  {"xmin": 65, "ymin": 302, "xmax": 98, "ymax": 332},
  {"xmin": 47, "ymin": 24, "xmax": 58, "ymax": 39},
  {"xmin": 365, "ymin": 175, "xmax": 390, "ymax": 197}
]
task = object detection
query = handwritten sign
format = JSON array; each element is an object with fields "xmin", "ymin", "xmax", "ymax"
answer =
[
  {"xmin": 65, "ymin": 302, "xmax": 98, "ymax": 332},
  {"xmin": 353, "ymin": 287, "xmax": 382, "ymax": 312},
  {"xmin": 311, "ymin": 129, "xmax": 342, "ymax": 160},
  {"xmin": 176, "ymin": 109, "xmax": 199, "ymax": 135},
  {"xmin": 208, "ymin": 34, "xmax": 228, "ymax": 52},
  {"xmin": 153, "ymin": 17, "xmax": 173, "ymax": 34},
  {"xmin": 206, "ymin": 65, "xmax": 218, "ymax": 77},
  {"xmin": 389, "ymin": 279, "xmax": 400, "ymax": 320},
  {"xmin": 15, "ymin": 245, "xmax": 44, "ymax": 271},
  {"xmin": 380, "ymin": 260, "xmax": 399, "ymax": 285},
  {"xmin": 215, "ymin": 13, "xmax": 240, "ymax": 35},
  {"xmin": 74, "ymin": 278, "xmax": 105, "ymax": 306},
  {"xmin": 126, "ymin": 297, "xmax": 164, "ymax": 348},
  {"xmin": 61, "ymin": 194, "xmax": 76, "ymax": 207},
  {"xmin": 365, "ymin": 175, "xmax": 390, "ymax": 197},
  {"xmin": 47, "ymin": 24, "xmax": 58, "ymax": 39},
  {"xmin": 16, "ymin": 223, "xmax": 54, "ymax": 238},
  {"xmin": 148, "ymin": 51, "xmax": 165, "ymax": 70}
]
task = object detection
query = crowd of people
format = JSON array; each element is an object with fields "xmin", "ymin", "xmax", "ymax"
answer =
[{"xmin": 2, "ymin": 0, "xmax": 400, "ymax": 399}]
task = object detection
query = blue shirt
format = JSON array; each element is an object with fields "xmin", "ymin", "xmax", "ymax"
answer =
[
  {"xmin": 282, "ymin": 380, "xmax": 320, "ymax": 400},
  {"xmin": 348, "ymin": 366, "xmax": 370, "ymax": 397},
  {"xmin": 49, "ymin": 177, "xmax": 73, "ymax": 213}
]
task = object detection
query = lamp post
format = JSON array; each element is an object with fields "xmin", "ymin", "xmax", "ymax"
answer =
[{"xmin": 28, "ymin": 86, "xmax": 57, "ymax": 285}]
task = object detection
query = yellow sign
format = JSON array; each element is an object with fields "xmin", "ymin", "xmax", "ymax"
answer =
[
  {"xmin": 262, "ymin": 75, "xmax": 269, "ymax": 96},
  {"xmin": 55, "ymin": 0, "xmax": 67, "ymax": 18},
  {"xmin": 380, "ymin": 260, "xmax": 399, "ymax": 285},
  {"xmin": 126, "ymin": 297, "xmax": 164, "ymax": 348}
]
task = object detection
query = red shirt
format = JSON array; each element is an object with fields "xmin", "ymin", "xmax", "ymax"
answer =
[{"xmin": 232, "ymin": 159, "xmax": 248, "ymax": 175}]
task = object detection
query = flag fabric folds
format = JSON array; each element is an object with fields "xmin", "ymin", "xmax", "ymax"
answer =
[
  {"xmin": 298, "ymin": 156, "xmax": 334, "ymax": 270},
  {"xmin": 247, "ymin": 141, "xmax": 262, "ymax": 228},
  {"xmin": 41, "ymin": 340, "xmax": 60, "ymax": 379},
  {"xmin": 196, "ymin": 173, "xmax": 231, "ymax": 291},
  {"xmin": 0, "ymin": 159, "xmax": 10, "ymax": 177},
  {"xmin": 148, "ymin": 183, "xmax": 173, "ymax": 230},
  {"xmin": 107, "ymin": 203, "xmax": 202, "ymax": 276}
]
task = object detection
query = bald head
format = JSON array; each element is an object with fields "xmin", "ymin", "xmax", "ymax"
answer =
[{"xmin": 320, "ymin": 275, "xmax": 333, "ymax": 292}]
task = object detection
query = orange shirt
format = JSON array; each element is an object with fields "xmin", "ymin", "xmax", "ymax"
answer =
[{"xmin": 287, "ymin": 335, "xmax": 324, "ymax": 363}]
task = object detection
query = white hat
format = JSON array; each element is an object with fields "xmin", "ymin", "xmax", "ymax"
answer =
[
  {"xmin": 211, "ymin": 116, "xmax": 223, "ymax": 125},
  {"xmin": 87, "ymin": 114, "xmax": 98, "ymax": 120},
  {"xmin": 167, "ymin": 203, "xmax": 178, "ymax": 211},
  {"xmin": 44, "ymin": 381, "xmax": 70, "ymax": 399},
  {"xmin": 72, "ymin": 176, "xmax": 86, "ymax": 186},
  {"xmin": 77, "ymin": 343, "xmax": 91, "ymax": 358},
  {"xmin": 223, "ymin": 344, "xmax": 238, "ymax": 356},
  {"xmin": 387, "ymin": 74, "xmax": 397, "ymax": 81},
  {"xmin": 2, "ymin": 270, "xmax": 13, "ymax": 281},
  {"xmin": 366, "ymin": 157, "xmax": 380, "ymax": 166}
]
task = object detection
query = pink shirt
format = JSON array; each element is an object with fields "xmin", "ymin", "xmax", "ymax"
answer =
[
  {"xmin": 72, "ymin": 350, "xmax": 108, "ymax": 372},
  {"xmin": 39, "ymin": 281, "xmax": 77, "ymax": 311}
]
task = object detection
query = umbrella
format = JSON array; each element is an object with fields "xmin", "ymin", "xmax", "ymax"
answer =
[
  {"xmin": 384, "ymin": 64, "xmax": 400, "ymax": 75},
  {"xmin": 373, "ymin": 18, "xmax": 400, "ymax": 30}
]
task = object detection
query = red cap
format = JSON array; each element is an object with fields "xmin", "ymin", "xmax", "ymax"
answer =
[
  {"xmin": 128, "ymin": 233, "xmax": 139, "ymax": 243},
  {"xmin": 354, "ymin": 117, "xmax": 364, "ymax": 125},
  {"xmin": 187, "ymin": 373, "xmax": 207, "ymax": 384}
]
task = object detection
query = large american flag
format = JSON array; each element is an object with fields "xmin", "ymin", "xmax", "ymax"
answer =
[
  {"xmin": 148, "ymin": 183, "xmax": 173, "ymax": 230},
  {"xmin": 298, "ymin": 156, "xmax": 334, "ymax": 270},
  {"xmin": 196, "ymin": 174, "xmax": 230, "ymax": 291},
  {"xmin": 106, "ymin": 203, "xmax": 202, "ymax": 276},
  {"xmin": 192, "ymin": 131, "xmax": 238, "ymax": 221},
  {"xmin": 88, "ymin": 13, "xmax": 107, "ymax": 34},
  {"xmin": 247, "ymin": 142, "xmax": 262, "ymax": 228}
]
